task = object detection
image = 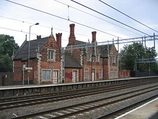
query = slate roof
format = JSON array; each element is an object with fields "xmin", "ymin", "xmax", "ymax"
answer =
[
  {"xmin": 14, "ymin": 36, "xmax": 114, "ymax": 69},
  {"xmin": 14, "ymin": 37, "xmax": 49, "ymax": 60},
  {"xmin": 65, "ymin": 53, "xmax": 82, "ymax": 68},
  {"xmin": 75, "ymin": 40, "xmax": 86, "ymax": 45}
]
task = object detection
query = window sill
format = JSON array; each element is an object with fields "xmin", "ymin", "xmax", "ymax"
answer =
[{"xmin": 47, "ymin": 59, "xmax": 56, "ymax": 62}]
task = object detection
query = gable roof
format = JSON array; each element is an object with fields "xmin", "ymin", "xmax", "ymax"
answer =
[
  {"xmin": 65, "ymin": 53, "xmax": 82, "ymax": 68},
  {"xmin": 14, "ymin": 37, "xmax": 49, "ymax": 60}
]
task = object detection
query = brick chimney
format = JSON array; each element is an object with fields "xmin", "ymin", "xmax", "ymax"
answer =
[
  {"xmin": 56, "ymin": 33, "xmax": 62, "ymax": 48},
  {"xmin": 69, "ymin": 24, "xmax": 76, "ymax": 45},
  {"xmin": 92, "ymin": 31, "xmax": 96, "ymax": 43},
  {"xmin": 37, "ymin": 35, "xmax": 41, "ymax": 39}
]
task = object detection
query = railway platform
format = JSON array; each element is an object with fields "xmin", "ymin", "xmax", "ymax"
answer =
[
  {"xmin": 115, "ymin": 97, "xmax": 158, "ymax": 119},
  {"xmin": 0, "ymin": 76, "xmax": 157, "ymax": 98}
]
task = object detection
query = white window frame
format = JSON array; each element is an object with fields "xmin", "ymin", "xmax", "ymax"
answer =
[
  {"xmin": 112, "ymin": 56, "xmax": 116, "ymax": 64},
  {"xmin": 92, "ymin": 68, "xmax": 95, "ymax": 81},
  {"xmin": 96, "ymin": 54, "xmax": 100, "ymax": 62},
  {"xmin": 47, "ymin": 49, "xmax": 56, "ymax": 61},
  {"xmin": 84, "ymin": 68, "xmax": 89, "ymax": 79},
  {"xmin": 72, "ymin": 70, "xmax": 78, "ymax": 82},
  {"xmin": 41, "ymin": 69, "xmax": 51, "ymax": 81},
  {"xmin": 53, "ymin": 69, "xmax": 59, "ymax": 84},
  {"xmin": 99, "ymin": 69, "xmax": 103, "ymax": 78},
  {"xmin": 87, "ymin": 53, "xmax": 92, "ymax": 61}
]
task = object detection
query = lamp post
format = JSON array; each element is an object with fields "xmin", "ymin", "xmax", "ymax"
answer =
[{"xmin": 28, "ymin": 22, "xmax": 39, "ymax": 85}]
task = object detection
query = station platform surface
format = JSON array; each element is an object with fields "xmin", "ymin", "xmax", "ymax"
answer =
[{"xmin": 115, "ymin": 97, "xmax": 158, "ymax": 119}]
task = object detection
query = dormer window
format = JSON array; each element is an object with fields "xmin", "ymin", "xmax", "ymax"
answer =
[{"xmin": 47, "ymin": 49, "xmax": 55, "ymax": 61}]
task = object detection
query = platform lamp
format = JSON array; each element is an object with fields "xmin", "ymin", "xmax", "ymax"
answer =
[{"xmin": 28, "ymin": 22, "xmax": 39, "ymax": 85}]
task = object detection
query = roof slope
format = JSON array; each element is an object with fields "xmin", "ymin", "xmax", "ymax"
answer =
[
  {"xmin": 75, "ymin": 40, "xmax": 86, "ymax": 45},
  {"xmin": 14, "ymin": 37, "xmax": 49, "ymax": 60},
  {"xmin": 65, "ymin": 53, "xmax": 81, "ymax": 68}
]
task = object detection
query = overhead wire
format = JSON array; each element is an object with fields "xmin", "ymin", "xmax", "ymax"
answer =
[
  {"xmin": 54, "ymin": 0, "xmax": 142, "ymax": 36},
  {"xmin": 5, "ymin": 0, "xmax": 120, "ymax": 38},
  {"xmin": 99, "ymin": 0, "xmax": 158, "ymax": 34},
  {"xmin": 0, "ymin": 26, "xmax": 47, "ymax": 37},
  {"xmin": 0, "ymin": 26, "xmax": 69, "ymax": 42},
  {"xmin": 0, "ymin": 15, "xmax": 66, "ymax": 32},
  {"xmin": 0, "ymin": 16, "xmax": 32, "ymax": 24},
  {"xmin": 70, "ymin": 0, "xmax": 150, "ymax": 36},
  {"xmin": 0, "ymin": 15, "xmax": 91, "ymax": 39},
  {"xmin": 0, "ymin": 26, "xmax": 27, "ymax": 34}
]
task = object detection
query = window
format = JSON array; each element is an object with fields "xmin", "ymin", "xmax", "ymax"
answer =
[
  {"xmin": 96, "ymin": 54, "xmax": 100, "ymax": 62},
  {"xmin": 84, "ymin": 68, "xmax": 89, "ymax": 79},
  {"xmin": 53, "ymin": 70, "xmax": 58, "ymax": 84},
  {"xmin": 87, "ymin": 53, "xmax": 92, "ymax": 61},
  {"xmin": 92, "ymin": 69, "xmax": 95, "ymax": 81},
  {"xmin": 112, "ymin": 56, "xmax": 116, "ymax": 64},
  {"xmin": 99, "ymin": 69, "xmax": 103, "ymax": 78},
  {"xmin": 48, "ymin": 49, "xmax": 55, "ymax": 61},
  {"xmin": 42, "ymin": 70, "xmax": 51, "ymax": 81},
  {"xmin": 72, "ymin": 70, "xmax": 78, "ymax": 82}
]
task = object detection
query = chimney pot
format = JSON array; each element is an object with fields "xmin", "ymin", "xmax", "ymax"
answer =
[{"xmin": 37, "ymin": 35, "xmax": 41, "ymax": 39}]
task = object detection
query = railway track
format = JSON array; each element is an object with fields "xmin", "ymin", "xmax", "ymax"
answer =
[
  {"xmin": 0, "ymin": 79, "xmax": 157, "ymax": 110},
  {"xmin": 11, "ymin": 83, "xmax": 158, "ymax": 119},
  {"xmin": 1, "ymin": 78, "xmax": 158, "ymax": 119},
  {"xmin": 0, "ymin": 77, "xmax": 150, "ymax": 103},
  {"xmin": 96, "ymin": 95, "xmax": 158, "ymax": 119}
]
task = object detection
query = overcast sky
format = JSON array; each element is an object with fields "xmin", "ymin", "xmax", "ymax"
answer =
[{"xmin": 0, "ymin": 0, "xmax": 158, "ymax": 49}]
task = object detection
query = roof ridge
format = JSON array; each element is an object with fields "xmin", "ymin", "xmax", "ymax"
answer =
[{"xmin": 30, "ymin": 36, "xmax": 49, "ymax": 41}]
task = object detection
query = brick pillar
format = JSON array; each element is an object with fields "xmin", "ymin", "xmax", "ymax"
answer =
[
  {"xmin": 92, "ymin": 31, "xmax": 97, "ymax": 43},
  {"xmin": 56, "ymin": 33, "xmax": 62, "ymax": 48}
]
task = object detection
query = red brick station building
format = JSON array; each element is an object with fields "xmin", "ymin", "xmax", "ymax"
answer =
[{"xmin": 13, "ymin": 24, "xmax": 128, "ymax": 85}]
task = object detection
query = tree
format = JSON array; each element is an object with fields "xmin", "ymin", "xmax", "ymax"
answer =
[
  {"xmin": 119, "ymin": 42, "xmax": 157, "ymax": 72},
  {"xmin": 0, "ymin": 34, "xmax": 19, "ymax": 72}
]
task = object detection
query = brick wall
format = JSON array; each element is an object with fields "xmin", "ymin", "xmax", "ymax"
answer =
[
  {"xmin": 119, "ymin": 70, "xmax": 130, "ymax": 78},
  {"xmin": 65, "ymin": 69, "xmax": 73, "ymax": 83},
  {"xmin": 0, "ymin": 72, "xmax": 14, "ymax": 86}
]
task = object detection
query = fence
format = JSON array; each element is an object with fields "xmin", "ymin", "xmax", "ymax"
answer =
[{"xmin": 131, "ymin": 71, "xmax": 158, "ymax": 77}]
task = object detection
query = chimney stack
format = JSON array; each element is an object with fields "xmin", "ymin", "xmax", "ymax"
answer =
[
  {"xmin": 56, "ymin": 33, "xmax": 62, "ymax": 48},
  {"xmin": 69, "ymin": 24, "xmax": 76, "ymax": 45},
  {"xmin": 92, "ymin": 31, "xmax": 96, "ymax": 43},
  {"xmin": 37, "ymin": 35, "xmax": 41, "ymax": 39}
]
